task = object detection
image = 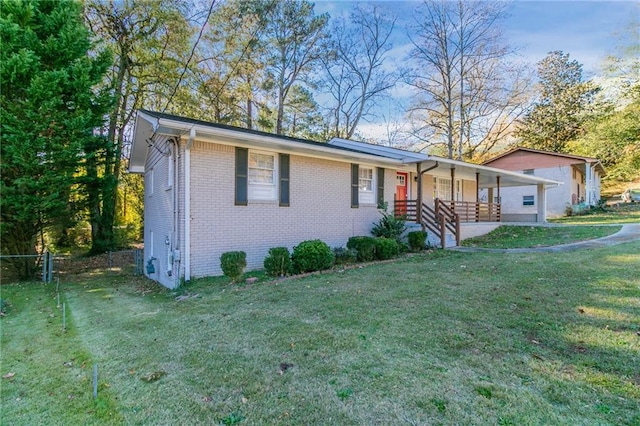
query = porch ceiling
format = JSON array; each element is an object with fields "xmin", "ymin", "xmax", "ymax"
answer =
[{"xmin": 415, "ymin": 156, "xmax": 562, "ymax": 188}]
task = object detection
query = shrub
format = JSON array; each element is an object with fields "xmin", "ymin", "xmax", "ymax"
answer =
[
  {"xmin": 291, "ymin": 240, "xmax": 335, "ymax": 274},
  {"xmin": 333, "ymin": 247, "xmax": 357, "ymax": 265},
  {"xmin": 371, "ymin": 209, "xmax": 406, "ymax": 242},
  {"xmin": 263, "ymin": 247, "xmax": 292, "ymax": 277},
  {"xmin": 375, "ymin": 238, "xmax": 399, "ymax": 260},
  {"xmin": 407, "ymin": 231, "xmax": 428, "ymax": 251},
  {"xmin": 220, "ymin": 251, "xmax": 246, "ymax": 282},
  {"xmin": 346, "ymin": 236, "xmax": 377, "ymax": 262}
]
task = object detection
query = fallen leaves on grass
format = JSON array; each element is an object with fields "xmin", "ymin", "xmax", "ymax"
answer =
[{"xmin": 140, "ymin": 371, "xmax": 166, "ymax": 383}]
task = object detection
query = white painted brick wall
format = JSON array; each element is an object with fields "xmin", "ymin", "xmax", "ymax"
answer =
[{"xmin": 188, "ymin": 141, "xmax": 394, "ymax": 277}]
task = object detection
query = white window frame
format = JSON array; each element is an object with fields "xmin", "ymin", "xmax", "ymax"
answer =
[
  {"xmin": 248, "ymin": 150, "xmax": 277, "ymax": 201},
  {"xmin": 434, "ymin": 177, "xmax": 452, "ymax": 200},
  {"xmin": 523, "ymin": 195, "xmax": 535, "ymax": 206},
  {"xmin": 358, "ymin": 166, "xmax": 375, "ymax": 205}
]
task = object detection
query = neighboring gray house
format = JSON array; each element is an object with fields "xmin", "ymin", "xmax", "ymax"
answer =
[
  {"xmin": 129, "ymin": 110, "xmax": 559, "ymax": 288},
  {"xmin": 483, "ymin": 148, "xmax": 604, "ymax": 220}
]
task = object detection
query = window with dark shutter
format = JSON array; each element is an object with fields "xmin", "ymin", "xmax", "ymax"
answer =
[
  {"xmin": 351, "ymin": 163, "xmax": 359, "ymax": 208},
  {"xmin": 279, "ymin": 154, "xmax": 290, "ymax": 207},
  {"xmin": 235, "ymin": 147, "xmax": 248, "ymax": 206},
  {"xmin": 377, "ymin": 167, "xmax": 385, "ymax": 207}
]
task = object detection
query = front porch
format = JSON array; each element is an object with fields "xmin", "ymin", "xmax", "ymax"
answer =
[{"xmin": 395, "ymin": 199, "xmax": 501, "ymax": 248}]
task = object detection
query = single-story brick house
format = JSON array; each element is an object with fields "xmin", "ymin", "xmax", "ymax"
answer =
[
  {"xmin": 483, "ymin": 147, "xmax": 604, "ymax": 220},
  {"xmin": 129, "ymin": 110, "xmax": 560, "ymax": 288}
]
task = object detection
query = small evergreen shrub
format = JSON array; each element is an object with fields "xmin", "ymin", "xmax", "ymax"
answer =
[
  {"xmin": 220, "ymin": 251, "xmax": 246, "ymax": 282},
  {"xmin": 407, "ymin": 231, "xmax": 428, "ymax": 251},
  {"xmin": 263, "ymin": 247, "xmax": 292, "ymax": 277},
  {"xmin": 346, "ymin": 236, "xmax": 377, "ymax": 262},
  {"xmin": 375, "ymin": 238, "xmax": 399, "ymax": 260},
  {"xmin": 371, "ymin": 209, "xmax": 406, "ymax": 242},
  {"xmin": 292, "ymin": 240, "xmax": 335, "ymax": 274},
  {"xmin": 333, "ymin": 247, "xmax": 357, "ymax": 265}
]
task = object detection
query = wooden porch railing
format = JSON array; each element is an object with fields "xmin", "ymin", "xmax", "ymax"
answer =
[
  {"xmin": 394, "ymin": 198, "xmax": 501, "ymax": 248},
  {"xmin": 434, "ymin": 199, "xmax": 460, "ymax": 247},
  {"xmin": 438, "ymin": 200, "xmax": 501, "ymax": 222},
  {"xmin": 394, "ymin": 199, "xmax": 417, "ymax": 221}
]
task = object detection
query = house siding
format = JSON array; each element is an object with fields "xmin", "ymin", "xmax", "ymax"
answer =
[
  {"xmin": 143, "ymin": 135, "xmax": 181, "ymax": 288},
  {"xmin": 188, "ymin": 141, "xmax": 395, "ymax": 278},
  {"xmin": 496, "ymin": 165, "xmax": 572, "ymax": 218},
  {"xmin": 485, "ymin": 149, "xmax": 603, "ymax": 219}
]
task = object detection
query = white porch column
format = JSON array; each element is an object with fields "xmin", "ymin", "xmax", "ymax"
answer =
[
  {"xmin": 537, "ymin": 184, "xmax": 546, "ymax": 223},
  {"xmin": 585, "ymin": 163, "xmax": 593, "ymax": 205}
]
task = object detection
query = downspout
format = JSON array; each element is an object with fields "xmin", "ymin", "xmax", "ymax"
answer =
[
  {"xmin": 184, "ymin": 128, "xmax": 195, "ymax": 282},
  {"xmin": 172, "ymin": 137, "xmax": 180, "ymax": 286}
]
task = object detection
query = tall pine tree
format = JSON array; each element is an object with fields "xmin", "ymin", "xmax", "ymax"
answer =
[
  {"xmin": 516, "ymin": 51, "xmax": 598, "ymax": 152},
  {"xmin": 1, "ymin": 0, "xmax": 110, "ymax": 278}
]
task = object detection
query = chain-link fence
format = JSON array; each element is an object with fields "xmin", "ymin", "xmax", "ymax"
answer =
[{"xmin": 1, "ymin": 249, "xmax": 143, "ymax": 284}]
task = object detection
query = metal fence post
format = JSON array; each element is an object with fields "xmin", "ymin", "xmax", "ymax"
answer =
[
  {"xmin": 48, "ymin": 252, "xmax": 54, "ymax": 283},
  {"xmin": 42, "ymin": 251, "xmax": 48, "ymax": 282}
]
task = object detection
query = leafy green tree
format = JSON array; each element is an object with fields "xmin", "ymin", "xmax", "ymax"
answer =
[
  {"xmin": 197, "ymin": 0, "xmax": 270, "ymax": 127},
  {"xmin": 516, "ymin": 51, "xmax": 598, "ymax": 152},
  {"xmin": 84, "ymin": 0, "xmax": 196, "ymax": 253},
  {"xmin": 568, "ymin": 84, "xmax": 640, "ymax": 183},
  {"xmin": 262, "ymin": 0, "xmax": 328, "ymax": 135},
  {"xmin": 0, "ymin": 0, "xmax": 111, "ymax": 277}
]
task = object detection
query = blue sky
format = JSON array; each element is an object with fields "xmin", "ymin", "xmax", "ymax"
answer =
[
  {"xmin": 315, "ymin": 0, "xmax": 638, "ymax": 76},
  {"xmin": 313, "ymin": 0, "xmax": 639, "ymax": 139}
]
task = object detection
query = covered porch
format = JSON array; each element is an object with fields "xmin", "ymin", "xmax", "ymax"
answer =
[{"xmin": 392, "ymin": 157, "xmax": 561, "ymax": 247}]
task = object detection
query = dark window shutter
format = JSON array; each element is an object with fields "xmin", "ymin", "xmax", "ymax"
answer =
[
  {"xmin": 279, "ymin": 154, "xmax": 290, "ymax": 207},
  {"xmin": 235, "ymin": 147, "xmax": 248, "ymax": 206},
  {"xmin": 351, "ymin": 163, "xmax": 359, "ymax": 208},
  {"xmin": 377, "ymin": 167, "xmax": 385, "ymax": 207}
]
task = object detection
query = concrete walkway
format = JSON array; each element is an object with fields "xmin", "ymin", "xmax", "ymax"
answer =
[{"xmin": 451, "ymin": 223, "xmax": 640, "ymax": 253}]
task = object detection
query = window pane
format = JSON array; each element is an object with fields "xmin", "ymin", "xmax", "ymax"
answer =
[{"xmin": 359, "ymin": 167, "xmax": 373, "ymax": 191}]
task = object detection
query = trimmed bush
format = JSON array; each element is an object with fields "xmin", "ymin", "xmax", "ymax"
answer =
[
  {"xmin": 346, "ymin": 236, "xmax": 377, "ymax": 262},
  {"xmin": 371, "ymin": 209, "xmax": 406, "ymax": 242},
  {"xmin": 407, "ymin": 231, "xmax": 428, "ymax": 252},
  {"xmin": 375, "ymin": 238, "xmax": 399, "ymax": 260},
  {"xmin": 220, "ymin": 251, "xmax": 246, "ymax": 282},
  {"xmin": 333, "ymin": 247, "xmax": 357, "ymax": 265},
  {"xmin": 263, "ymin": 247, "xmax": 292, "ymax": 277},
  {"xmin": 292, "ymin": 240, "xmax": 335, "ymax": 274}
]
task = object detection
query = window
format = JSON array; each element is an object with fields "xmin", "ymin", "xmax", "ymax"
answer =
[
  {"xmin": 248, "ymin": 151, "xmax": 276, "ymax": 200},
  {"xmin": 358, "ymin": 167, "xmax": 375, "ymax": 204},
  {"xmin": 396, "ymin": 174, "xmax": 406, "ymax": 186},
  {"xmin": 351, "ymin": 165, "xmax": 383, "ymax": 207},
  {"xmin": 523, "ymin": 169, "xmax": 534, "ymax": 175},
  {"xmin": 523, "ymin": 195, "xmax": 535, "ymax": 206},
  {"xmin": 433, "ymin": 177, "xmax": 452, "ymax": 200}
]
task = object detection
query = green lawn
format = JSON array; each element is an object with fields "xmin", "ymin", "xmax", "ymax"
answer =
[
  {"xmin": 462, "ymin": 225, "xmax": 621, "ymax": 249},
  {"xmin": 2, "ymin": 242, "xmax": 639, "ymax": 425},
  {"xmin": 549, "ymin": 203, "xmax": 640, "ymax": 225}
]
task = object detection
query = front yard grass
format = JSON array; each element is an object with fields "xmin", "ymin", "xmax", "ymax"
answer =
[
  {"xmin": 2, "ymin": 241, "xmax": 639, "ymax": 425},
  {"xmin": 549, "ymin": 203, "xmax": 640, "ymax": 225},
  {"xmin": 462, "ymin": 224, "xmax": 621, "ymax": 249}
]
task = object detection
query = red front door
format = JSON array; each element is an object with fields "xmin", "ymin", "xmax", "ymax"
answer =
[{"xmin": 396, "ymin": 172, "xmax": 408, "ymax": 214}]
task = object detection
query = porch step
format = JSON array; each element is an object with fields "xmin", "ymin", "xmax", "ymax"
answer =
[
  {"xmin": 404, "ymin": 223, "xmax": 458, "ymax": 249},
  {"xmin": 426, "ymin": 230, "xmax": 457, "ymax": 249}
]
